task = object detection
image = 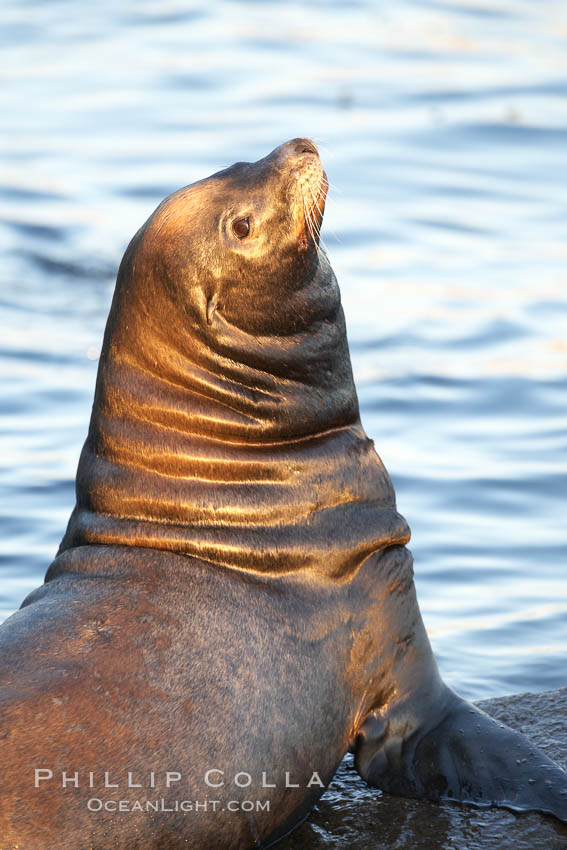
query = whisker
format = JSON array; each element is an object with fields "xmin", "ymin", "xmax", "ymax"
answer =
[
  {"xmin": 305, "ymin": 207, "xmax": 321, "ymax": 259},
  {"xmin": 303, "ymin": 193, "xmax": 327, "ymax": 263},
  {"xmin": 315, "ymin": 178, "xmax": 339, "ymax": 247},
  {"xmin": 308, "ymin": 185, "xmax": 323, "ymax": 222},
  {"xmin": 325, "ymin": 180, "xmax": 342, "ymax": 195},
  {"xmin": 305, "ymin": 196, "xmax": 319, "ymax": 242},
  {"xmin": 300, "ymin": 174, "xmax": 333, "ymax": 264},
  {"xmin": 309, "ymin": 186, "xmax": 328, "ymax": 259},
  {"xmin": 325, "ymin": 226, "xmax": 342, "ymax": 244},
  {"xmin": 308, "ymin": 185, "xmax": 328, "ymax": 250}
]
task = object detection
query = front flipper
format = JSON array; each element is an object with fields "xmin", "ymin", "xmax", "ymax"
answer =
[{"xmin": 354, "ymin": 686, "xmax": 567, "ymax": 822}]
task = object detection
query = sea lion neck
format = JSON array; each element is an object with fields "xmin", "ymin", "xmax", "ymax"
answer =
[
  {"xmin": 96, "ymin": 238, "xmax": 360, "ymax": 443},
  {"xmin": 57, "ymin": 141, "xmax": 410, "ymax": 576}
]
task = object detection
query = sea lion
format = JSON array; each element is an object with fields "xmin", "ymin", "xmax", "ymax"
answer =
[{"xmin": 0, "ymin": 138, "xmax": 566, "ymax": 850}]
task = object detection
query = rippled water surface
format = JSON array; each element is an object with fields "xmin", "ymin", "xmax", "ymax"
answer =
[{"xmin": 1, "ymin": 0, "xmax": 566, "ymax": 709}]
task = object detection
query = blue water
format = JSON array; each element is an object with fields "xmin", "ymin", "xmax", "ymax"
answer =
[{"xmin": 1, "ymin": 0, "xmax": 566, "ymax": 702}]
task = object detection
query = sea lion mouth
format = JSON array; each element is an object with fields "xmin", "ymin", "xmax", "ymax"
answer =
[{"xmin": 288, "ymin": 139, "xmax": 328, "ymax": 253}]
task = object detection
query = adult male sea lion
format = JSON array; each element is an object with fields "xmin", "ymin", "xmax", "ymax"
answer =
[{"xmin": 0, "ymin": 139, "xmax": 566, "ymax": 849}]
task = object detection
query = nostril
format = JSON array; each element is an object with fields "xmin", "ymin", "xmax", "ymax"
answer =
[{"xmin": 298, "ymin": 140, "xmax": 317, "ymax": 155}]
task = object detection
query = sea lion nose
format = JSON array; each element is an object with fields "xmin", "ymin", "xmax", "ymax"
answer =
[
  {"xmin": 272, "ymin": 138, "xmax": 320, "ymax": 166},
  {"xmin": 293, "ymin": 138, "xmax": 319, "ymax": 155}
]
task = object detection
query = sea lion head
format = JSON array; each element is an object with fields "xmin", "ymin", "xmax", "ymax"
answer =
[
  {"xmin": 100, "ymin": 138, "xmax": 358, "ymax": 439},
  {"xmin": 121, "ymin": 137, "xmax": 333, "ymax": 339}
]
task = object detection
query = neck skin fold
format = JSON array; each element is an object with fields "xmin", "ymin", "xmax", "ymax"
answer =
[{"xmin": 57, "ymin": 250, "xmax": 410, "ymax": 579}]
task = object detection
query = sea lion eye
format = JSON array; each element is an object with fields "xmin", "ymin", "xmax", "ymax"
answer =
[{"xmin": 232, "ymin": 217, "xmax": 250, "ymax": 239}]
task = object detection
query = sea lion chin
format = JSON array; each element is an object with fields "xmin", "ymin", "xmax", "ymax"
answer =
[{"xmin": 0, "ymin": 139, "xmax": 566, "ymax": 850}]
